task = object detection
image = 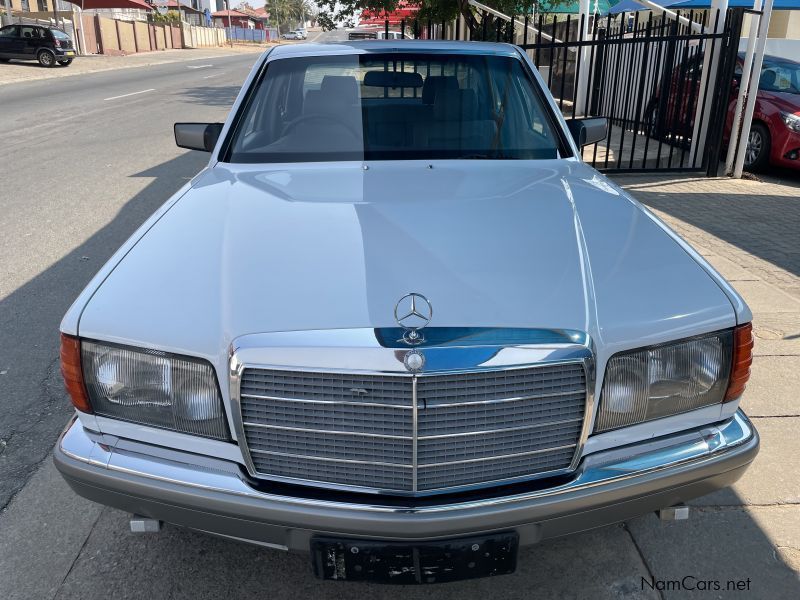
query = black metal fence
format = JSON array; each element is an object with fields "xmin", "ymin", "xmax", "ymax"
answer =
[{"xmin": 385, "ymin": 8, "xmax": 744, "ymax": 174}]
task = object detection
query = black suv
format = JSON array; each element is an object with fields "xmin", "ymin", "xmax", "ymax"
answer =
[{"xmin": 0, "ymin": 24, "xmax": 76, "ymax": 67}]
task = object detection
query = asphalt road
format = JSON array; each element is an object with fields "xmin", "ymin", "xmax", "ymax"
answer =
[
  {"xmin": 0, "ymin": 30, "xmax": 347, "ymax": 511},
  {"xmin": 0, "ymin": 51, "xmax": 260, "ymax": 510}
]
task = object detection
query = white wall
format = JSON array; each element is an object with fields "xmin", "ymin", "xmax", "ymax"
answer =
[{"xmin": 739, "ymin": 37, "xmax": 800, "ymax": 61}]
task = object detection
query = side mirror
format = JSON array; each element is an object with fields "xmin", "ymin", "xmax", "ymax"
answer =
[
  {"xmin": 174, "ymin": 122, "xmax": 223, "ymax": 152},
  {"xmin": 566, "ymin": 117, "xmax": 607, "ymax": 148}
]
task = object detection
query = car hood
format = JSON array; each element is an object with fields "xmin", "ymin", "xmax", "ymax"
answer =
[
  {"xmin": 760, "ymin": 89, "xmax": 800, "ymax": 113},
  {"xmin": 77, "ymin": 160, "xmax": 737, "ymax": 367}
]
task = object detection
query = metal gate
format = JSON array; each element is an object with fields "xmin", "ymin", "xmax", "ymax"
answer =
[{"xmin": 393, "ymin": 7, "xmax": 744, "ymax": 174}]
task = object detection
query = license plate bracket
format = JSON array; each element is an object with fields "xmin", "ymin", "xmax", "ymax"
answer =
[{"xmin": 311, "ymin": 532, "xmax": 519, "ymax": 584}]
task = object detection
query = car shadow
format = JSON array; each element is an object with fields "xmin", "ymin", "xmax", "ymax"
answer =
[
  {"xmin": 617, "ymin": 173, "xmax": 800, "ymax": 279},
  {"xmin": 0, "ymin": 59, "xmax": 67, "ymax": 68},
  {"xmin": 0, "ymin": 150, "xmax": 208, "ymax": 511}
]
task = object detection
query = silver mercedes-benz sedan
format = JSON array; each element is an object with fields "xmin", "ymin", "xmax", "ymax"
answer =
[{"xmin": 54, "ymin": 41, "xmax": 758, "ymax": 584}]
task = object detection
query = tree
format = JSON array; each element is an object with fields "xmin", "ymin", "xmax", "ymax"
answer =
[
  {"xmin": 153, "ymin": 9, "xmax": 182, "ymax": 23},
  {"xmin": 267, "ymin": 0, "xmax": 313, "ymax": 31},
  {"xmin": 316, "ymin": 0, "xmax": 550, "ymax": 38}
]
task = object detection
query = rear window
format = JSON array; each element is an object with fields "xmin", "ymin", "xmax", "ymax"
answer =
[
  {"xmin": 225, "ymin": 52, "xmax": 569, "ymax": 163},
  {"xmin": 51, "ymin": 29, "xmax": 70, "ymax": 40}
]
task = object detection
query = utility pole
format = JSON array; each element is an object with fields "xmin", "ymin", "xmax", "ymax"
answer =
[
  {"xmin": 225, "ymin": 0, "xmax": 233, "ymax": 47},
  {"xmin": 3, "ymin": 0, "xmax": 12, "ymax": 22}
]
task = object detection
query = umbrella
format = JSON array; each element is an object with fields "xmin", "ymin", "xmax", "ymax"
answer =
[
  {"xmin": 609, "ymin": 0, "xmax": 685, "ymax": 14},
  {"xmin": 668, "ymin": 0, "xmax": 800, "ymax": 7},
  {"xmin": 537, "ymin": 0, "xmax": 617, "ymax": 14}
]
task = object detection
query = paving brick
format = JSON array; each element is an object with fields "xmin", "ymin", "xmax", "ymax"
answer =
[
  {"xmin": 690, "ymin": 417, "xmax": 800, "ymax": 507},
  {"xmin": 54, "ymin": 509, "xmax": 658, "ymax": 600},
  {"xmin": 627, "ymin": 509, "xmax": 800, "ymax": 599},
  {"xmin": 741, "ymin": 356, "xmax": 800, "ymax": 417},
  {"xmin": 703, "ymin": 254, "xmax": 760, "ymax": 282},
  {"xmin": 731, "ymin": 281, "xmax": 800, "ymax": 314}
]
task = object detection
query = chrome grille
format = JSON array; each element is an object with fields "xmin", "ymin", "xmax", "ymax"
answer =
[{"xmin": 239, "ymin": 363, "xmax": 587, "ymax": 494}]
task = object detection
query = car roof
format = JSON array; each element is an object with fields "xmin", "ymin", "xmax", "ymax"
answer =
[
  {"xmin": 268, "ymin": 40, "xmax": 521, "ymax": 59},
  {"xmin": 737, "ymin": 51, "xmax": 799, "ymax": 66}
]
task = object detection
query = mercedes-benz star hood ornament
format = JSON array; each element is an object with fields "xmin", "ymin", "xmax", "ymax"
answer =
[{"xmin": 394, "ymin": 292, "xmax": 433, "ymax": 346}]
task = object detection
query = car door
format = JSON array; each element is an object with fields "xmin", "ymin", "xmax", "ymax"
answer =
[
  {"xmin": 0, "ymin": 25, "xmax": 22, "ymax": 59},
  {"xmin": 19, "ymin": 26, "xmax": 42, "ymax": 59}
]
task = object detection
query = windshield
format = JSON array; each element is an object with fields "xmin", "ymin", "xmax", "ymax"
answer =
[
  {"xmin": 760, "ymin": 60, "xmax": 800, "ymax": 94},
  {"xmin": 226, "ymin": 52, "xmax": 569, "ymax": 163}
]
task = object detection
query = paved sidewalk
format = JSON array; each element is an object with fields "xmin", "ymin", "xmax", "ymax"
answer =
[
  {"xmin": 616, "ymin": 173, "xmax": 800, "ymax": 597},
  {"xmin": 0, "ymin": 172, "xmax": 798, "ymax": 599},
  {"xmin": 0, "ymin": 45, "xmax": 267, "ymax": 86}
]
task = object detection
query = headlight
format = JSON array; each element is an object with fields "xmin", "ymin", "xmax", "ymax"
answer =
[
  {"xmin": 781, "ymin": 112, "xmax": 800, "ymax": 132},
  {"xmin": 595, "ymin": 330, "xmax": 734, "ymax": 433},
  {"xmin": 82, "ymin": 341, "xmax": 229, "ymax": 440}
]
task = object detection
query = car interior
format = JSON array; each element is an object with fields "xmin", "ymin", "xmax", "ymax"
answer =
[{"xmin": 229, "ymin": 55, "xmax": 564, "ymax": 161}]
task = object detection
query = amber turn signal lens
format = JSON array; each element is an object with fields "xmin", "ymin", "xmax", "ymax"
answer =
[
  {"xmin": 724, "ymin": 323, "xmax": 753, "ymax": 402},
  {"xmin": 60, "ymin": 333, "xmax": 93, "ymax": 413}
]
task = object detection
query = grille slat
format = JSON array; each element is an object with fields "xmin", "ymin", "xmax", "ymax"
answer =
[{"xmin": 240, "ymin": 363, "xmax": 586, "ymax": 493}]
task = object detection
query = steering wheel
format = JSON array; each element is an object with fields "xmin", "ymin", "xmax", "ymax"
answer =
[{"xmin": 281, "ymin": 113, "xmax": 361, "ymax": 141}]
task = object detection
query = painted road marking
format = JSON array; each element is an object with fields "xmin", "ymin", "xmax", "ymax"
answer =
[
  {"xmin": 203, "ymin": 73, "xmax": 220, "ymax": 79},
  {"xmin": 104, "ymin": 88, "xmax": 155, "ymax": 101},
  {"xmin": 187, "ymin": 64, "xmax": 213, "ymax": 69}
]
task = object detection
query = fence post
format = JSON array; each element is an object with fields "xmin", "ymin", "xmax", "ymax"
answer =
[
  {"xmin": 590, "ymin": 28, "xmax": 605, "ymax": 115},
  {"xmin": 575, "ymin": 0, "xmax": 592, "ymax": 115},
  {"xmin": 689, "ymin": 1, "xmax": 729, "ymax": 167},
  {"xmin": 706, "ymin": 8, "xmax": 744, "ymax": 176},
  {"xmin": 385, "ymin": 19, "xmax": 389, "ymax": 38}
]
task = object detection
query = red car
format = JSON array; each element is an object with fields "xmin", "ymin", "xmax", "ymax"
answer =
[
  {"xmin": 726, "ymin": 55, "xmax": 800, "ymax": 170},
  {"xmin": 645, "ymin": 53, "xmax": 800, "ymax": 171}
]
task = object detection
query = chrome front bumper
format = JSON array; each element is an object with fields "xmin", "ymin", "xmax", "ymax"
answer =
[{"xmin": 53, "ymin": 411, "xmax": 758, "ymax": 551}]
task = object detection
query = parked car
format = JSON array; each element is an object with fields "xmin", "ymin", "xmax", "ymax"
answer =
[
  {"xmin": 281, "ymin": 31, "xmax": 301, "ymax": 40},
  {"xmin": 0, "ymin": 24, "xmax": 76, "ymax": 67},
  {"xmin": 727, "ymin": 54, "xmax": 800, "ymax": 171},
  {"xmin": 645, "ymin": 53, "xmax": 800, "ymax": 171},
  {"xmin": 377, "ymin": 29, "xmax": 413, "ymax": 40},
  {"xmin": 55, "ymin": 41, "xmax": 758, "ymax": 585},
  {"xmin": 294, "ymin": 28, "xmax": 308, "ymax": 39},
  {"xmin": 348, "ymin": 28, "xmax": 378, "ymax": 40}
]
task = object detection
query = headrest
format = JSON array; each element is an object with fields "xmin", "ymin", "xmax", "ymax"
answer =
[
  {"xmin": 363, "ymin": 70, "xmax": 424, "ymax": 89},
  {"xmin": 320, "ymin": 75, "xmax": 359, "ymax": 105},
  {"xmin": 434, "ymin": 89, "xmax": 478, "ymax": 121},
  {"xmin": 421, "ymin": 75, "xmax": 459, "ymax": 105},
  {"xmin": 759, "ymin": 70, "xmax": 776, "ymax": 89}
]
